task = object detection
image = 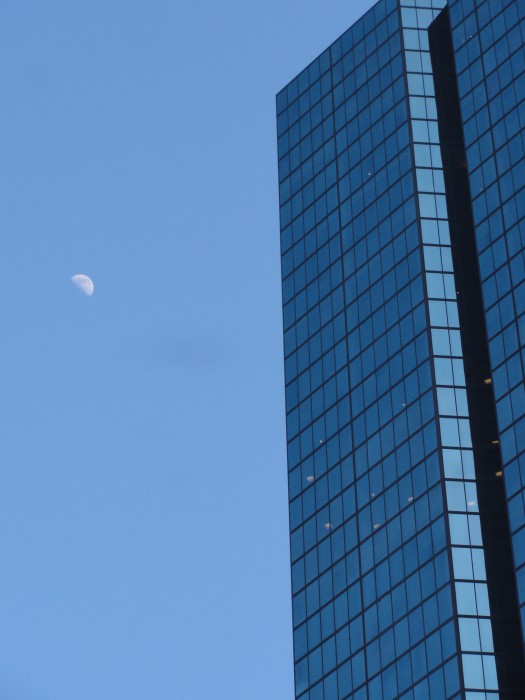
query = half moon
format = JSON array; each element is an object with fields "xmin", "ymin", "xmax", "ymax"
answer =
[{"xmin": 71, "ymin": 274, "xmax": 94, "ymax": 297}]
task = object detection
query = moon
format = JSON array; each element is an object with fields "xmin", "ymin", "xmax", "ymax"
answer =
[{"xmin": 71, "ymin": 274, "xmax": 94, "ymax": 296}]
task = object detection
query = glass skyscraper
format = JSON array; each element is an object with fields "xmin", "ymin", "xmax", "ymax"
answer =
[{"xmin": 276, "ymin": 0, "xmax": 525, "ymax": 697}]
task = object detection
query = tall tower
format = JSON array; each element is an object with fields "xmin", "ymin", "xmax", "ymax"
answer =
[{"xmin": 276, "ymin": 1, "xmax": 525, "ymax": 697}]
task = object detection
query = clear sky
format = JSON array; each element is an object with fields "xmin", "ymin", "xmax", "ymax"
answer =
[{"xmin": 0, "ymin": 2, "xmax": 375, "ymax": 698}]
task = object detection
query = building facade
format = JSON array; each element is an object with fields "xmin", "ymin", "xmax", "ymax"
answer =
[{"xmin": 276, "ymin": 0, "xmax": 525, "ymax": 697}]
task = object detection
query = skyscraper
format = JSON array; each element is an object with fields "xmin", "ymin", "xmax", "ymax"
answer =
[{"xmin": 276, "ymin": 1, "xmax": 525, "ymax": 697}]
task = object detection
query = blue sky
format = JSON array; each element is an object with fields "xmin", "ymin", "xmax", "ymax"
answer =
[{"xmin": 0, "ymin": 2, "xmax": 375, "ymax": 698}]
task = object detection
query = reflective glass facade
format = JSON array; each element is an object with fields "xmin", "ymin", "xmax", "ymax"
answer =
[
  {"xmin": 448, "ymin": 0, "xmax": 525, "ymax": 644},
  {"xmin": 277, "ymin": 1, "xmax": 525, "ymax": 698}
]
